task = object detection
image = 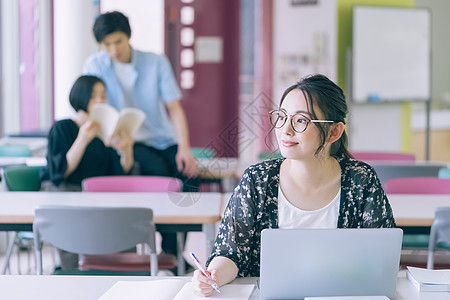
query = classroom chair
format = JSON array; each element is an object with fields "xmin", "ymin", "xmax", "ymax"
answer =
[
  {"xmin": 385, "ymin": 177, "xmax": 450, "ymax": 195},
  {"xmin": 1, "ymin": 165, "xmax": 44, "ymax": 275},
  {"xmin": 82, "ymin": 175, "xmax": 181, "ymax": 274},
  {"xmin": 0, "ymin": 144, "xmax": 32, "ymax": 157},
  {"xmin": 385, "ymin": 177, "xmax": 450, "ymax": 268},
  {"xmin": 351, "ymin": 151, "xmax": 415, "ymax": 162},
  {"xmin": 191, "ymin": 147, "xmax": 223, "ymax": 192},
  {"xmin": 438, "ymin": 168, "xmax": 450, "ymax": 179},
  {"xmin": 33, "ymin": 206, "xmax": 161, "ymax": 276},
  {"xmin": 258, "ymin": 151, "xmax": 283, "ymax": 160},
  {"xmin": 82, "ymin": 175, "xmax": 182, "ymax": 193},
  {"xmin": 373, "ymin": 164, "xmax": 444, "ymax": 188},
  {"xmin": 428, "ymin": 207, "xmax": 450, "ymax": 269}
]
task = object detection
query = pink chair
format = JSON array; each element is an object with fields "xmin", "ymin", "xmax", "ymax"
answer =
[
  {"xmin": 82, "ymin": 176, "xmax": 182, "ymax": 192},
  {"xmin": 80, "ymin": 176, "xmax": 183, "ymax": 274},
  {"xmin": 385, "ymin": 177, "xmax": 450, "ymax": 194},
  {"xmin": 351, "ymin": 152, "xmax": 415, "ymax": 162}
]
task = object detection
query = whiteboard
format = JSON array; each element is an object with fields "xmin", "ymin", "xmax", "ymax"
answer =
[{"xmin": 352, "ymin": 6, "xmax": 430, "ymax": 103}]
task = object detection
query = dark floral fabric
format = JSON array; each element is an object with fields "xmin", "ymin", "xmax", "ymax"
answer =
[{"xmin": 206, "ymin": 157, "xmax": 396, "ymax": 277}]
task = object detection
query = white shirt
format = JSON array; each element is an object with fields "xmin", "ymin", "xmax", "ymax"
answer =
[
  {"xmin": 113, "ymin": 60, "xmax": 135, "ymax": 108},
  {"xmin": 278, "ymin": 186, "xmax": 340, "ymax": 229}
]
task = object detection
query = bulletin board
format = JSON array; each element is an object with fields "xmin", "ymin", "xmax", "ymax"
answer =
[{"xmin": 352, "ymin": 6, "xmax": 430, "ymax": 103}]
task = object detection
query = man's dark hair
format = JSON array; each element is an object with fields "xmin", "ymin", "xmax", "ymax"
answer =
[{"xmin": 93, "ymin": 11, "xmax": 131, "ymax": 43}]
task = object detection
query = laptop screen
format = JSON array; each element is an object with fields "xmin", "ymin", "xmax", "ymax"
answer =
[{"xmin": 259, "ymin": 228, "xmax": 403, "ymax": 300}]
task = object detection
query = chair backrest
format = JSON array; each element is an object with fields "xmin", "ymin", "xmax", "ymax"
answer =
[
  {"xmin": 2, "ymin": 165, "xmax": 44, "ymax": 191},
  {"xmin": 0, "ymin": 144, "xmax": 32, "ymax": 157},
  {"xmin": 82, "ymin": 176, "xmax": 182, "ymax": 192},
  {"xmin": 438, "ymin": 168, "xmax": 450, "ymax": 179},
  {"xmin": 258, "ymin": 151, "xmax": 283, "ymax": 160},
  {"xmin": 428, "ymin": 207, "xmax": 450, "ymax": 268},
  {"xmin": 33, "ymin": 205, "xmax": 158, "ymax": 274},
  {"xmin": 385, "ymin": 177, "xmax": 450, "ymax": 195},
  {"xmin": 373, "ymin": 164, "xmax": 444, "ymax": 187},
  {"xmin": 351, "ymin": 151, "xmax": 415, "ymax": 162},
  {"xmin": 190, "ymin": 147, "xmax": 215, "ymax": 159}
]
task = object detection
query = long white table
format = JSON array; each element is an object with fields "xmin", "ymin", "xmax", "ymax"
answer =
[
  {"xmin": 0, "ymin": 271, "xmax": 446, "ymax": 300},
  {"xmin": 388, "ymin": 194, "xmax": 450, "ymax": 227},
  {"xmin": 0, "ymin": 192, "xmax": 223, "ymax": 275}
]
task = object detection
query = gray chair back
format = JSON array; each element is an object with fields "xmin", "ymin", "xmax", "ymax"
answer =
[
  {"xmin": 427, "ymin": 207, "xmax": 450, "ymax": 269},
  {"xmin": 33, "ymin": 205, "xmax": 158, "ymax": 275},
  {"xmin": 373, "ymin": 164, "xmax": 445, "ymax": 187}
]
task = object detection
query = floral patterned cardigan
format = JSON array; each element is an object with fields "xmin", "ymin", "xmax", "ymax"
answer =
[{"xmin": 206, "ymin": 157, "xmax": 396, "ymax": 277}]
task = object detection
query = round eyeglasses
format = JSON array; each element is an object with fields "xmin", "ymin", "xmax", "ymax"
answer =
[{"xmin": 268, "ymin": 110, "xmax": 334, "ymax": 133}]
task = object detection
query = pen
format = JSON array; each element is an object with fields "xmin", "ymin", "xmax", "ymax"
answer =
[{"xmin": 189, "ymin": 252, "xmax": 221, "ymax": 293}]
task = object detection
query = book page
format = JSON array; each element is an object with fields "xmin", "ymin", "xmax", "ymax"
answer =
[
  {"xmin": 98, "ymin": 279, "xmax": 186, "ymax": 300},
  {"xmin": 90, "ymin": 103, "xmax": 120, "ymax": 144},
  {"xmin": 173, "ymin": 282, "xmax": 256, "ymax": 300},
  {"xmin": 115, "ymin": 107, "xmax": 146, "ymax": 138},
  {"xmin": 407, "ymin": 266, "xmax": 450, "ymax": 285}
]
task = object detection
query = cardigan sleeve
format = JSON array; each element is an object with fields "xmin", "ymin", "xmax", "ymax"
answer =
[
  {"xmin": 206, "ymin": 168, "xmax": 259, "ymax": 276},
  {"xmin": 360, "ymin": 165, "xmax": 396, "ymax": 228}
]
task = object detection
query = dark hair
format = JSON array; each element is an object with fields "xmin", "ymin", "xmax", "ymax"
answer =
[
  {"xmin": 278, "ymin": 74, "xmax": 353, "ymax": 159},
  {"xmin": 93, "ymin": 11, "xmax": 131, "ymax": 43},
  {"xmin": 69, "ymin": 75, "xmax": 104, "ymax": 112}
]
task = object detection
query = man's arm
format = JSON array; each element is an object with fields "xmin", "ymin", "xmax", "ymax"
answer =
[{"xmin": 166, "ymin": 100, "xmax": 198, "ymax": 177}]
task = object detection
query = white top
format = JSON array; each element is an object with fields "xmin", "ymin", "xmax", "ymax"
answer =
[
  {"xmin": 278, "ymin": 186, "xmax": 340, "ymax": 229},
  {"xmin": 112, "ymin": 60, "xmax": 135, "ymax": 108}
]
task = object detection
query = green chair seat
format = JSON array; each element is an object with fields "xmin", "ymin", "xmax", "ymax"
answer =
[
  {"xmin": 258, "ymin": 151, "xmax": 283, "ymax": 160},
  {"xmin": 402, "ymin": 234, "xmax": 450, "ymax": 249}
]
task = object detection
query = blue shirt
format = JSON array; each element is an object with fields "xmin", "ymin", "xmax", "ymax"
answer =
[{"xmin": 83, "ymin": 49, "xmax": 182, "ymax": 150}]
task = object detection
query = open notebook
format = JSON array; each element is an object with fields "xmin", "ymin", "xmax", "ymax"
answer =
[{"xmin": 98, "ymin": 279, "xmax": 255, "ymax": 300}]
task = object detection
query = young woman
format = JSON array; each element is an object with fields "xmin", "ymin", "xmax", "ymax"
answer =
[
  {"xmin": 192, "ymin": 74, "xmax": 396, "ymax": 296},
  {"xmin": 41, "ymin": 75, "xmax": 134, "ymax": 191}
]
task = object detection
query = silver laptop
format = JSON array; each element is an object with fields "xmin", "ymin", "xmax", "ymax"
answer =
[{"xmin": 259, "ymin": 228, "xmax": 403, "ymax": 300}]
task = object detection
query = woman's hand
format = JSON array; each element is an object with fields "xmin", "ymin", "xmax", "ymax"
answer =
[
  {"xmin": 109, "ymin": 129, "xmax": 133, "ymax": 154},
  {"xmin": 77, "ymin": 120, "xmax": 100, "ymax": 145},
  {"xmin": 109, "ymin": 129, "xmax": 134, "ymax": 173},
  {"xmin": 191, "ymin": 269, "xmax": 219, "ymax": 297}
]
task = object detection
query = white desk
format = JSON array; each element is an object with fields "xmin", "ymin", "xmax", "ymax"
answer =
[
  {"xmin": 0, "ymin": 271, "xmax": 446, "ymax": 300},
  {"xmin": 0, "ymin": 192, "xmax": 223, "ymax": 275},
  {"xmin": 388, "ymin": 194, "xmax": 450, "ymax": 227}
]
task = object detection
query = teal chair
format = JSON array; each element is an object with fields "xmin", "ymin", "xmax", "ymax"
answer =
[
  {"xmin": 438, "ymin": 168, "xmax": 450, "ymax": 179},
  {"xmin": 258, "ymin": 151, "xmax": 283, "ymax": 160},
  {"xmin": 1, "ymin": 165, "xmax": 44, "ymax": 274},
  {"xmin": 191, "ymin": 147, "xmax": 222, "ymax": 192},
  {"xmin": 0, "ymin": 144, "xmax": 32, "ymax": 157},
  {"xmin": 190, "ymin": 147, "xmax": 215, "ymax": 159}
]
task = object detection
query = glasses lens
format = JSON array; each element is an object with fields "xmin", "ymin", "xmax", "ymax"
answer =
[
  {"xmin": 292, "ymin": 114, "xmax": 309, "ymax": 132},
  {"xmin": 269, "ymin": 111, "xmax": 287, "ymax": 128}
]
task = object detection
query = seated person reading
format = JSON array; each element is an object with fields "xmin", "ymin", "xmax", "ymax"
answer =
[
  {"xmin": 40, "ymin": 75, "xmax": 134, "ymax": 192},
  {"xmin": 192, "ymin": 74, "xmax": 396, "ymax": 296}
]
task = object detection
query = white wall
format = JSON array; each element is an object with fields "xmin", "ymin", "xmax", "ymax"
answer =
[
  {"xmin": 53, "ymin": 0, "xmax": 99, "ymax": 120},
  {"xmin": 273, "ymin": 0, "xmax": 337, "ymax": 103}
]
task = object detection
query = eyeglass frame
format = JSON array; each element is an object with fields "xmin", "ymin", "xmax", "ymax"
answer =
[{"xmin": 268, "ymin": 109, "xmax": 335, "ymax": 133}]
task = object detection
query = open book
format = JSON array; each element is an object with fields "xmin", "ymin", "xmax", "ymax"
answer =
[
  {"xmin": 407, "ymin": 266, "xmax": 450, "ymax": 292},
  {"xmin": 98, "ymin": 279, "xmax": 255, "ymax": 300},
  {"xmin": 89, "ymin": 103, "xmax": 146, "ymax": 145}
]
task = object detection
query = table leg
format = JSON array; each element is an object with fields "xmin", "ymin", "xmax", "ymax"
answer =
[
  {"xmin": 176, "ymin": 232, "xmax": 185, "ymax": 275},
  {"xmin": 202, "ymin": 223, "xmax": 216, "ymax": 256}
]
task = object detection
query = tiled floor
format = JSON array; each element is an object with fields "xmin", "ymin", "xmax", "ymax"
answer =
[{"xmin": 0, "ymin": 232, "xmax": 206, "ymax": 276}]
